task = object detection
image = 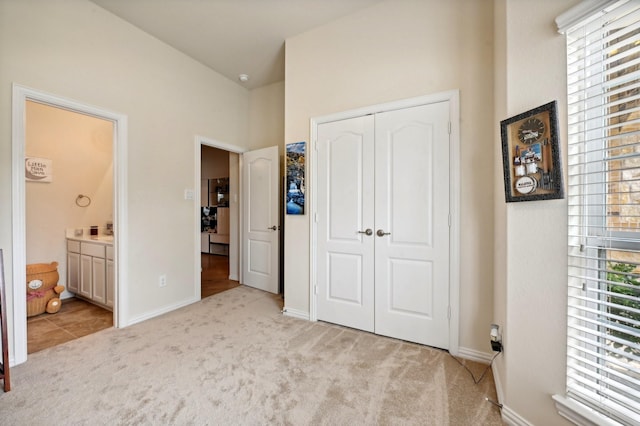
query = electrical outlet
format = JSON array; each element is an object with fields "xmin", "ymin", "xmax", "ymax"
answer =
[
  {"xmin": 159, "ymin": 274, "xmax": 167, "ymax": 287},
  {"xmin": 490, "ymin": 323, "xmax": 502, "ymax": 352}
]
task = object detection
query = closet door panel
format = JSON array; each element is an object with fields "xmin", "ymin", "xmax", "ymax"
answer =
[
  {"xmin": 374, "ymin": 102, "xmax": 450, "ymax": 348},
  {"xmin": 316, "ymin": 115, "xmax": 375, "ymax": 332}
]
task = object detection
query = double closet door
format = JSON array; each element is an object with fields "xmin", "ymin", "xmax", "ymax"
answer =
[{"xmin": 316, "ymin": 101, "xmax": 450, "ymax": 349}]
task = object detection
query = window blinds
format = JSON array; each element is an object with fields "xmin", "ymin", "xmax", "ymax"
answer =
[{"xmin": 566, "ymin": 1, "xmax": 640, "ymax": 424}]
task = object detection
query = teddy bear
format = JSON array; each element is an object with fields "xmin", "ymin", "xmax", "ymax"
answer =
[{"xmin": 26, "ymin": 261, "xmax": 65, "ymax": 317}]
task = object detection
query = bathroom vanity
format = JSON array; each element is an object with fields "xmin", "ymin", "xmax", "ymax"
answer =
[{"xmin": 66, "ymin": 229, "xmax": 114, "ymax": 310}]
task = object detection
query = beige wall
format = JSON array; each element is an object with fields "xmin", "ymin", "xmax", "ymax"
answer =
[
  {"xmin": 249, "ymin": 81, "xmax": 285, "ymax": 150},
  {"xmin": 284, "ymin": 0, "xmax": 495, "ymax": 352},
  {"xmin": 25, "ymin": 101, "xmax": 114, "ymax": 298},
  {"xmin": 493, "ymin": 0, "xmax": 580, "ymax": 424},
  {"xmin": 0, "ymin": 0, "xmax": 250, "ymax": 353}
]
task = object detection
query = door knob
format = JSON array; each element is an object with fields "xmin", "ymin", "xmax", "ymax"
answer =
[
  {"xmin": 268, "ymin": 225, "xmax": 277, "ymax": 231},
  {"xmin": 357, "ymin": 229, "xmax": 373, "ymax": 236},
  {"xmin": 376, "ymin": 229, "xmax": 391, "ymax": 237}
]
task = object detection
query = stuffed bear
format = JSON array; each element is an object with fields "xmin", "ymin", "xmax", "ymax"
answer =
[{"xmin": 26, "ymin": 261, "xmax": 65, "ymax": 317}]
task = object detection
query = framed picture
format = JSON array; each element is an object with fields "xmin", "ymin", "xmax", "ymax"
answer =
[
  {"xmin": 286, "ymin": 141, "xmax": 305, "ymax": 214},
  {"xmin": 500, "ymin": 101, "xmax": 564, "ymax": 202}
]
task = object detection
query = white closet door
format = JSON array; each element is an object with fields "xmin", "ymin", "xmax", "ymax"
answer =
[
  {"xmin": 316, "ymin": 115, "xmax": 375, "ymax": 332},
  {"xmin": 316, "ymin": 101, "xmax": 450, "ymax": 349},
  {"xmin": 374, "ymin": 102, "xmax": 450, "ymax": 348}
]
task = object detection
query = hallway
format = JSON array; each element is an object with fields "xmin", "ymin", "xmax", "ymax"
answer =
[{"xmin": 201, "ymin": 253, "xmax": 239, "ymax": 298}]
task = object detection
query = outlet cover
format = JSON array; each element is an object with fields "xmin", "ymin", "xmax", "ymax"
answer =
[{"xmin": 159, "ymin": 274, "xmax": 167, "ymax": 287}]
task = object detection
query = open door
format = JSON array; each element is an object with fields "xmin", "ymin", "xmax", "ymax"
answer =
[{"xmin": 242, "ymin": 146, "xmax": 280, "ymax": 293}]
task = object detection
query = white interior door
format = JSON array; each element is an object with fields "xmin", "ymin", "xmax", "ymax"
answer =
[
  {"xmin": 316, "ymin": 115, "xmax": 375, "ymax": 332},
  {"xmin": 374, "ymin": 102, "xmax": 450, "ymax": 348},
  {"xmin": 316, "ymin": 101, "xmax": 451, "ymax": 349},
  {"xmin": 242, "ymin": 146, "xmax": 279, "ymax": 293}
]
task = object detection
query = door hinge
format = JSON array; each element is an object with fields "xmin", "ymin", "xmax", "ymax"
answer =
[
  {"xmin": 448, "ymin": 121, "xmax": 451, "ymax": 135},
  {"xmin": 314, "ymin": 212, "xmax": 319, "ymax": 223},
  {"xmin": 448, "ymin": 213, "xmax": 451, "ymax": 228},
  {"xmin": 314, "ymin": 285, "xmax": 318, "ymax": 295},
  {"xmin": 447, "ymin": 306, "xmax": 451, "ymax": 320}
]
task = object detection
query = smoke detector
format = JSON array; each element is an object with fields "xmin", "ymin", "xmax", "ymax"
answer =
[{"xmin": 238, "ymin": 74, "xmax": 249, "ymax": 83}]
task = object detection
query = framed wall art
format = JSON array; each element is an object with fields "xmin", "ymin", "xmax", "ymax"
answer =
[
  {"xmin": 500, "ymin": 101, "xmax": 564, "ymax": 202},
  {"xmin": 286, "ymin": 141, "xmax": 305, "ymax": 214}
]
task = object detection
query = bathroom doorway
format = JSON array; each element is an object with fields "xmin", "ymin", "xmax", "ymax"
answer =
[
  {"xmin": 25, "ymin": 101, "xmax": 114, "ymax": 353},
  {"xmin": 11, "ymin": 85, "xmax": 128, "ymax": 366}
]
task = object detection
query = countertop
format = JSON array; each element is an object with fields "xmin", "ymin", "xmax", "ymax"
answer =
[{"xmin": 66, "ymin": 228, "xmax": 114, "ymax": 245}]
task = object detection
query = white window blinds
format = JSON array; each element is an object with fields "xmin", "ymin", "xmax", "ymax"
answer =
[{"xmin": 565, "ymin": 1, "xmax": 640, "ymax": 424}]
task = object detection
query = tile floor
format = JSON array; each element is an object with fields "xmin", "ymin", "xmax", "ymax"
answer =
[{"xmin": 27, "ymin": 298, "xmax": 112, "ymax": 354}]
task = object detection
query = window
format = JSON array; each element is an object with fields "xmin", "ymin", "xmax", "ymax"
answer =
[{"xmin": 561, "ymin": 1, "xmax": 640, "ymax": 424}]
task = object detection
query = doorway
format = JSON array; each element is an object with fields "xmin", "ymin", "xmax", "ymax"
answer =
[
  {"xmin": 11, "ymin": 84, "xmax": 128, "ymax": 366},
  {"xmin": 200, "ymin": 145, "xmax": 240, "ymax": 298},
  {"xmin": 25, "ymin": 101, "xmax": 114, "ymax": 353},
  {"xmin": 195, "ymin": 137, "xmax": 281, "ymax": 298},
  {"xmin": 310, "ymin": 91, "xmax": 461, "ymax": 352}
]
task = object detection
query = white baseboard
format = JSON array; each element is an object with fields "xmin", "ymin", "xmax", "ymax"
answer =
[
  {"xmin": 502, "ymin": 405, "xmax": 534, "ymax": 426},
  {"xmin": 457, "ymin": 346, "xmax": 494, "ymax": 364},
  {"xmin": 229, "ymin": 273, "xmax": 238, "ymax": 281},
  {"xmin": 126, "ymin": 297, "xmax": 199, "ymax": 327},
  {"xmin": 493, "ymin": 362, "xmax": 504, "ymax": 405},
  {"xmin": 282, "ymin": 307, "xmax": 309, "ymax": 320},
  {"xmin": 490, "ymin": 358, "xmax": 533, "ymax": 426}
]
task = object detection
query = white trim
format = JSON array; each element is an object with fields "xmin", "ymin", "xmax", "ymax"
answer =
[
  {"xmin": 493, "ymin": 363, "xmax": 504, "ymax": 408},
  {"xmin": 11, "ymin": 84, "xmax": 128, "ymax": 365},
  {"xmin": 282, "ymin": 307, "xmax": 310, "ymax": 321},
  {"xmin": 456, "ymin": 346, "xmax": 494, "ymax": 364},
  {"xmin": 308, "ymin": 90, "xmax": 461, "ymax": 354},
  {"xmin": 552, "ymin": 395, "xmax": 623, "ymax": 426},
  {"xmin": 127, "ymin": 297, "xmax": 199, "ymax": 326},
  {"xmin": 196, "ymin": 135, "xmax": 245, "ymax": 155},
  {"xmin": 555, "ymin": 0, "xmax": 621, "ymax": 33},
  {"xmin": 502, "ymin": 405, "xmax": 534, "ymax": 426},
  {"xmin": 195, "ymin": 135, "xmax": 246, "ymax": 294}
]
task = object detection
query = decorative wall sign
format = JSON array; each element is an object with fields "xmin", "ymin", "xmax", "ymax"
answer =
[
  {"xmin": 25, "ymin": 157, "xmax": 53, "ymax": 182},
  {"xmin": 286, "ymin": 141, "xmax": 305, "ymax": 215},
  {"xmin": 500, "ymin": 101, "xmax": 564, "ymax": 202}
]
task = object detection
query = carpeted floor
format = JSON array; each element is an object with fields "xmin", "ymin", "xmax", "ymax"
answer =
[{"xmin": 1, "ymin": 286, "xmax": 503, "ymax": 425}]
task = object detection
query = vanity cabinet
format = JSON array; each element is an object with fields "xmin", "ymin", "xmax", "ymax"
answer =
[
  {"xmin": 106, "ymin": 245, "xmax": 114, "ymax": 308},
  {"xmin": 67, "ymin": 241, "xmax": 81, "ymax": 294},
  {"xmin": 67, "ymin": 239, "xmax": 113, "ymax": 310}
]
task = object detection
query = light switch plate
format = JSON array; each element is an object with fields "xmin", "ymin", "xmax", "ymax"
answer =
[{"xmin": 184, "ymin": 189, "xmax": 194, "ymax": 200}]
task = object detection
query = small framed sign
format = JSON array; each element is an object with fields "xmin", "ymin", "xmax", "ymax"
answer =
[
  {"xmin": 25, "ymin": 157, "xmax": 53, "ymax": 183},
  {"xmin": 500, "ymin": 101, "xmax": 564, "ymax": 202}
]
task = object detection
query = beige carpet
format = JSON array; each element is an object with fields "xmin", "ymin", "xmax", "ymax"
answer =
[{"xmin": 1, "ymin": 286, "xmax": 503, "ymax": 425}]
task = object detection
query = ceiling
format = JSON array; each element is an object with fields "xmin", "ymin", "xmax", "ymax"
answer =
[{"xmin": 90, "ymin": 0, "xmax": 383, "ymax": 90}]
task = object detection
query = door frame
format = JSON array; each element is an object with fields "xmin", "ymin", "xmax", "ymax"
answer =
[
  {"xmin": 11, "ymin": 84, "xmax": 128, "ymax": 366},
  {"xmin": 194, "ymin": 136, "xmax": 245, "ymax": 292},
  {"xmin": 309, "ymin": 90, "xmax": 461, "ymax": 355}
]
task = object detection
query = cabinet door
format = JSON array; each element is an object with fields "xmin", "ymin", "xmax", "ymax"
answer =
[
  {"xmin": 106, "ymin": 259, "xmax": 114, "ymax": 308},
  {"xmin": 79, "ymin": 254, "xmax": 93, "ymax": 298},
  {"xmin": 201, "ymin": 233, "xmax": 210, "ymax": 253},
  {"xmin": 201, "ymin": 179, "xmax": 209, "ymax": 207},
  {"xmin": 217, "ymin": 207, "xmax": 230, "ymax": 235},
  {"xmin": 67, "ymin": 252, "xmax": 80, "ymax": 294},
  {"xmin": 92, "ymin": 257, "xmax": 107, "ymax": 305}
]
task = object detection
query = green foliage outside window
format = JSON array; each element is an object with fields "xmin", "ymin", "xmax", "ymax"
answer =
[{"xmin": 607, "ymin": 262, "xmax": 640, "ymax": 353}]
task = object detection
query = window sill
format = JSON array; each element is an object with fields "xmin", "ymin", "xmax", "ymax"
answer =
[{"xmin": 552, "ymin": 395, "xmax": 622, "ymax": 426}]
